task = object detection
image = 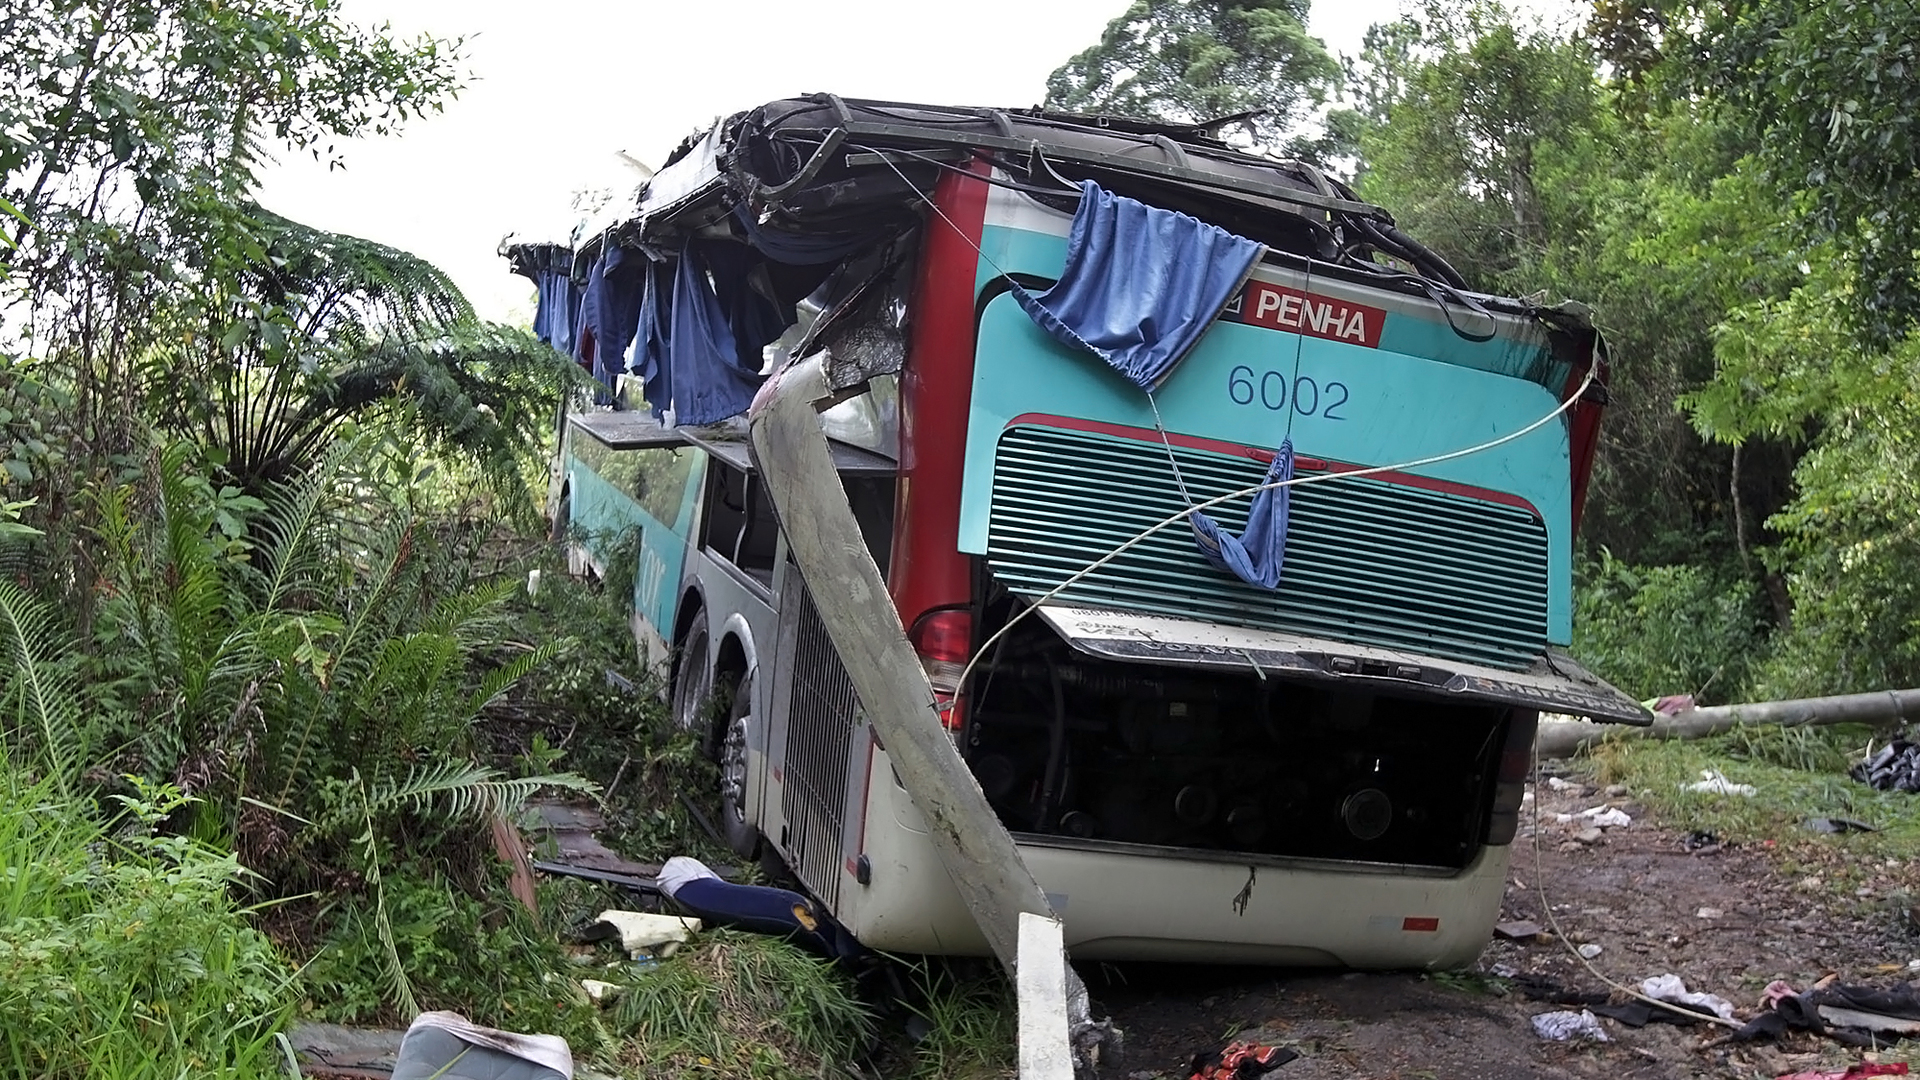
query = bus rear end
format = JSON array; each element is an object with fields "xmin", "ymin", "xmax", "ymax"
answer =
[{"xmin": 847, "ymin": 159, "xmax": 1643, "ymax": 967}]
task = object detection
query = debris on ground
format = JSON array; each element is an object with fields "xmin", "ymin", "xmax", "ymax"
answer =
[
  {"xmin": 1651, "ymin": 694, "xmax": 1696, "ymax": 716},
  {"xmin": 657, "ymin": 855, "xmax": 866, "ymax": 962},
  {"xmin": 1576, "ymin": 943, "xmax": 1604, "ymax": 960},
  {"xmin": 1187, "ymin": 1041, "xmax": 1299, "ymax": 1078},
  {"xmin": 1774, "ymin": 1064, "xmax": 1910, "ymax": 1080},
  {"xmin": 1530, "ymin": 1009, "xmax": 1610, "ymax": 1042},
  {"xmin": 1804, "ymin": 816, "xmax": 1881, "ymax": 834},
  {"xmin": 1684, "ymin": 768, "xmax": 1758, "ymax": 796},
  {"xmin": 1640, "ymin": 972, "xmax": 1736, "ymax": 1020},
  {"xmin": 391, "ymin": 1011, "xmax": 573, "ymax": 1080},
  {"xmin": 1852, "ymin": 738, "xmax": 1920, "ymax": 792},
  {"xmin": 1494, "ymin": 920, "xmax": 1544, "ymax": 941},
  {"xmin": 1732, "ymin": 979, "xmax": 1920, "ymax": 1047},
  {"xmin": 583, "ymin": 910, "xmax": 700, "ymax": 958}
]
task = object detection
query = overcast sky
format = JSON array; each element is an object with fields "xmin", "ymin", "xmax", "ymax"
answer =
[{"xmin": 253, "ymin": 0, "xmax": 1574, "ymax": 324}]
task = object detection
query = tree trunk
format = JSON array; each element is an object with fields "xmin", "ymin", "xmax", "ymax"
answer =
[{"xmin": 1536, "ymin": 688, "xmax": 1920, "ymax": 759}]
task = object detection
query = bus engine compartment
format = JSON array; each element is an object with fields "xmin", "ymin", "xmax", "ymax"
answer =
[{"xmin": 961, "ymin": 609, "xmax": 1528, "ymax": 872}]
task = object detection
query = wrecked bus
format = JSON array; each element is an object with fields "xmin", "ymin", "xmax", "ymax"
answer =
[{"xmin": 506, "ymin": 96, "xmax": 1648, "ymax": 969}]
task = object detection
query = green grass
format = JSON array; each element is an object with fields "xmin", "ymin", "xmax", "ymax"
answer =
[
  {"xmin": 1587, "ymin": 724, "xmax": 1920, "ymax": 924},
  {"xmin": 896, "ymin": 965, "xmax": 1018, "ymax": 1080},
  {"xmin": 606, "ymin": 930, "xmax": 876, "ymax": 1078},
  {"xmin": 0, "ymin": 772, "xmax": 295, "ymax": 1079}
]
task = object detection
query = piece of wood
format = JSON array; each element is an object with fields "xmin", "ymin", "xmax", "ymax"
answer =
[
  {"xmin": 1535, "ymin": 688, "xmax": 1920, "ymax": 759},
  {"xmin": 1017, "ymin": 912, "xmax": 1075, "ymax": 1080}
]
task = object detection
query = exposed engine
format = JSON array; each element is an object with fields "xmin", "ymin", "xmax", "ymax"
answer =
[{"xmin": 961, "ymin": 617, "xmax": 1516, "ymax": 870}]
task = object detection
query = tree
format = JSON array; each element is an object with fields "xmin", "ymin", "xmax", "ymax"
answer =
[
  {"xmin": 144, "ymin": 206, "xmax": 570, "ymax": 504},
  {"xmin": 1043, "ymin": 0, "xmax": 1341, "ymax": 158},
  {"xmin": 1599, "ymin": 0, "xmax": 1920, "ymax": 345},
  {"xmin": 1349, "ymin": 1, "xmax": 1602, "ymax": 287},
  {"xmin": 0, "ymin": 1, "xmax": 564, "ymax": 586}
]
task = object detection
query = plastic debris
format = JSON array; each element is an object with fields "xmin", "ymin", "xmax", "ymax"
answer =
[
  {"xmin": 1494, "ymin": 920, "xmax": 1544, "ymax": 941},
  {"xmin": 1850, "ymin": 739, "xmax": 1920, "ymax": 792},
  {"xmin": 1641, "ymin": 973, "xmax": 1736, "ymax": 1021},
  {"xmin": 1581, "ymin": 806, "xmax": 1632, "ymax": 828},
  {"xmin": 1684, "ymin": 769, "xmax": 1757, "ymax": 796},
  {"xmin": 590, "ymin": 910, "xmax": 701, "ymax": 958},
  {"xmin": 1531, "ymin": 1009, "xmax": 1610, "ymax": 1042},
  {"xmin": 1697, "ymin": 907, "xmax": 1724, "ymax": 919},
  {"xmin": 1577, "ymin": 943, "xmax": 1604, "ymax": 960},
  {"xmin": 392, "ymin": 1011, "xmax": 572, "ymax": 1080},
  {"xmin": 579, "ymin": 979, "xmax": 623, "ymax": 1005},
  {"xmin": 1805, "ymin": 816, "xmax": 1880, "ymax": 834}
]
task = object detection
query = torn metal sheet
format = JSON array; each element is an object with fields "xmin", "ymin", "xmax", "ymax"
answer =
[{"xmin": 1030, "ymin": 604, "xmax": 1650, "ymax": 725}]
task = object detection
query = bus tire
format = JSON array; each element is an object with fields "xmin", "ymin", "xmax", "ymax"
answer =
[
  {"xmin": 671, "ymin": 610, "xmax": 711, "ymax": 740},
  {"xmin": 717, "ymin": 670, "xmax": 761, "ymax": 859}
]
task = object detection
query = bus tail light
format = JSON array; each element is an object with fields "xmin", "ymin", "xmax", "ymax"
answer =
[
  {"xmin": 1485, "ymin": 709, "xmax": 1539, "ymax": 846},
  {"xmin": 909, "ymin": 609, "xmax": 972, "ymax": 731}
]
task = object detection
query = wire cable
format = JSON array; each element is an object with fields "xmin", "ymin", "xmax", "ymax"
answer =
[{"xmin": 1526, "ymin": 736, "xmax": 1744, "ymax": 1030}]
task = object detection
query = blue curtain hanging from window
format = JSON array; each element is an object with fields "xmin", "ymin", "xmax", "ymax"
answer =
[
  {"xmin": 667, "ymin": 239, "xmax": 781, "ymax": 426},
  {"xmin": 1012, "ymin": 180, "xmax": 1292, "ymax": 591}
]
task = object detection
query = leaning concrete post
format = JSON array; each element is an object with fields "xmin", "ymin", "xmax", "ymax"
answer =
[{"xmin": 748, "ymin": 352, "xmax": 1116, "ymax": 1077}]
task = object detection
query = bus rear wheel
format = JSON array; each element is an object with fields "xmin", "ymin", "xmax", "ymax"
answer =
[
  {"xmin": 717, "ymin": 670, "xmax": 760, "ymax": 859},
  {"xmin": 671, "ymin": 611, "xmax": 711, "ymax": 739}
]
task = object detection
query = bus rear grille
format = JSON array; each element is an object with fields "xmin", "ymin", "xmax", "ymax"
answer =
[
  {"xmin": 987, "ymin": 425, "xmax": 1551, "ymax": 672},
  {"xmin": 779, "ymin": 570, "xmax": 857, "ymax": 909}
]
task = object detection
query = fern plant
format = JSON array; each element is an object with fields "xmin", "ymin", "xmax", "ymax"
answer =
[{"xmin": 83, "ymin": 438, "xmax": 596, "ymax": 1016}]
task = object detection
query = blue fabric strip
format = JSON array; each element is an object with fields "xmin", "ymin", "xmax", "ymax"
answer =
[{"xmin": 1190, "ymin": 439, "xmax": 1295, "ymax": 590}]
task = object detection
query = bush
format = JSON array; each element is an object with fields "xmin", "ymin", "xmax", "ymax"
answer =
[
  {"xmin": 0, "ymin": 775, "xmax": 295, "ymax": 1079},
  {"xmin": 1574, "ymin": 550, "xmax": 1767, "ymax": 704}
]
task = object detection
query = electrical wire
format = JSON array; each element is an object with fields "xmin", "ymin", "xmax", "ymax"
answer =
[{"xmin": 1526, "ymin": 737, "xmax": 1745, "ymax": 1030}]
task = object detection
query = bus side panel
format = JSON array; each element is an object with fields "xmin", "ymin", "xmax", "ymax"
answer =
[
  {"xmin": 564, "ymin": 442, "xmax": 707, "ymax": 668},
  {"xmin": 840, "ymin": 747, "xmax": 1507, "ymax": 968}
]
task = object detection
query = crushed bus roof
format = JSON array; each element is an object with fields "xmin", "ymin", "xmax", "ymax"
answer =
[{"xmin": 505, "ymin": 94, "xmax": 1583, "ymax": 316}]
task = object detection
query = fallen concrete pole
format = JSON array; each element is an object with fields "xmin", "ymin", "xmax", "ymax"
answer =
[
  {"xmin": 1536, "ymin": 687, "xmax": 1920, "ymax": 759},
  {"xmin": 748, "ymin": 353, "xmax": 1115, "ymax": 1078}
]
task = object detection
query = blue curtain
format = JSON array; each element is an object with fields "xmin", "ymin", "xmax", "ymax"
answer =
[
  {"xmin": 668, "ymin": 240, "xmax": 776, "ymax": 425},
  {"xmin": 1013, "ymin": 179, "xmax": 1266, "ymax": 391}
]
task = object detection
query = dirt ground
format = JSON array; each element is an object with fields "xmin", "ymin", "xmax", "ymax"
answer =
[{"xmin": 1091, "ymin": 770, "xmax": 1919, "ymax": 1080}]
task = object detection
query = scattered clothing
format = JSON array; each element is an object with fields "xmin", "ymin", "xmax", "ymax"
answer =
[
  {"xmin": 1733, "ymin": 980, "xmax": 1920, "ymax": 1048},
  {"xmin": 1188, "ymin": 1041, "xmax": 1299, "ymax": 1079},
  {"xmin": 1531, "ymin": 1009, "xmax": 1610, "ymax": 1042},
  {"xmin": 1013, "ymin": 180, "xmax": 1266, "ymax": 393},
  {"xmin": 1852, "ymin": 738, "xmax": 1920, "ymax": 793},
  {"xmin": 1651, "ymin": 694, "xmax": 1695, "ymax": 715}
]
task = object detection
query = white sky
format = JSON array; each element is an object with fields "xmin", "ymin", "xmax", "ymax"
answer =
[{"xmin": 254, "ymin": 0, "xmax": 1575, "ymax": 324}]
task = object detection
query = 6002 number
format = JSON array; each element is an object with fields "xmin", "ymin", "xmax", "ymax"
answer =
[{"xmin": 1227, "ymin": 366, "xmax": 1350, "ymax": 420}]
